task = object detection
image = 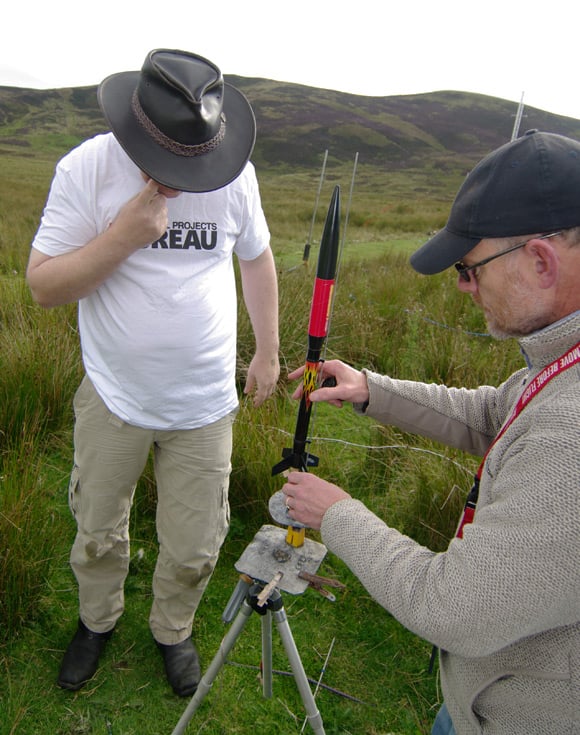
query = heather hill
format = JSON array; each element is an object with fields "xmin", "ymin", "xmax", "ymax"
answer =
[{"xmin": 2, "ymin": 77, "xmax": 580, "ymax": 176}]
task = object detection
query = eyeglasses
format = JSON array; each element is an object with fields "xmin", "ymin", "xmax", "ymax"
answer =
[{"xmin": 454, "ymin": 232, "xmax": 562, "ymax": 282}]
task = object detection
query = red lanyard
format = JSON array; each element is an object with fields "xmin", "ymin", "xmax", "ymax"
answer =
[{"xmin": 456, "ymin": 339, "xmax": 580, "ymax": 538}]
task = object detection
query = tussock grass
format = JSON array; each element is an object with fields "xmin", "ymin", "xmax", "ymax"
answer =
[
  {"xmin": 0, "ymin": 436, "xmax": 63, "ymax": 639},
  {"xmin": 0, "ymin": 149, "xmax": 523, "ymax": 733},
  {"xmin": 0, "ymin": 275, "xmax": 81, "ymax": 453}
]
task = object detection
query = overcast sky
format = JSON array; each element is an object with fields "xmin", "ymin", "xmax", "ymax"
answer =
[{"xmin": 2, "ymin": 0, "xmax": 579, "ymax": 121}]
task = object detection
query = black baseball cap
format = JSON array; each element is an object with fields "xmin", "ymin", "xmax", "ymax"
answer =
[{"xmin": 410, "ymin": 130, "xmax": 580, "ymax": 274}]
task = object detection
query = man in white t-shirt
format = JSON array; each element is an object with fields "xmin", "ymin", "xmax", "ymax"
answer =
[{"xmin": 26, "ymin": 49, "xmax": 280, "ymax": 697}]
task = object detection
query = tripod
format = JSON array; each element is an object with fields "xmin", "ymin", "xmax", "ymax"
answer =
[{"xmin": 170, "ymin": 524, "xmax": 328, "ymax": 735}]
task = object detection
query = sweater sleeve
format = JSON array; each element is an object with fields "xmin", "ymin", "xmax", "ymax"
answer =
[
  {"xmin": 361, "ymin": 369, "xmax": 527, "ymax": 457},
  {"xmin": 321, "ymin": 385, "xmax": 580, "ymax": 658}
]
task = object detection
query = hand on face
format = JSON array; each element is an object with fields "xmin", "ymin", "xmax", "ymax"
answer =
[{"xmin": 109, "ymin": 179, "xmax": 171, "ymax": 252}]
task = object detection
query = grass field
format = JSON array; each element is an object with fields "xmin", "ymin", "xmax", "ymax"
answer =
[{"xmin": 0, "ymin": 144, "xmax": 523, "ymax": 734}]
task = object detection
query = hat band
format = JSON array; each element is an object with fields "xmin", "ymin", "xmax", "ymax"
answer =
[{"xmin": 131, "ymin": 91, "xmax": 226, "ymax": 157}]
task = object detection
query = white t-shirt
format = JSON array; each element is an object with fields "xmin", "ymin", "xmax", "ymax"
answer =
[{"xmin": 32, "ymin": 133, "xmax": 270, "ymax": 430}]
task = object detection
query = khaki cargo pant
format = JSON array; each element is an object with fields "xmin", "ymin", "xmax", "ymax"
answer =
[{"xmin": 68, "ymin": 375, "xmax": 234, "ymax": 645}]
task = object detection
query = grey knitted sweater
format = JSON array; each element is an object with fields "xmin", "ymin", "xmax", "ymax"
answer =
[{"xmin": 321, "ymin": 311, "xmax": 580, "ymax": 734}]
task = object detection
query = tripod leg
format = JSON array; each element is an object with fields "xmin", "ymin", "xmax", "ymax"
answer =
[
  {"xmin": 261, "ymin": 610, "xmax": 273, "ymax": 698},
  {"xmin": 273, "ymin": 607, "xmax": 326, "ymax": 735},
  {"xmin": 170, "ymin": 599, "xmax": 254, "ymax": 735}
]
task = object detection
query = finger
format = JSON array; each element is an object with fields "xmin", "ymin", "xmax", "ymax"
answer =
[
  {"xmin": 252, "ymin": 391, "xmax": 266, "ymax": 408},
  {"xmin": 309, "ymin": 386, "xmax": 343, "ymax": 404},
  {"xmin": 291, "ymin": 385, "xmax": 303, "ymax": 401},
  {"xmin": 243, "ymin": 374, "xmax": 255, "ymax": 395},
  {"xmin": 141, "ymin": 178, "xmax": 159, "ymax": 197},
  {"xmin": 251, "ymin": 382, "xmax": 274, "ymax": 408},
  {"xmin": 141, "ymin": 178, "xmax": 166, "ymax": 204},
  {"xmin": 281, "ymin": 480, "xmax": 293, "ymax": 497},
  {"xmin": 285, "ymin": 471, "xmax": 302, "ymax": 487},
  {"xmin": 287, "ymin": 366, "xmax": 306, "ymax": 380}
]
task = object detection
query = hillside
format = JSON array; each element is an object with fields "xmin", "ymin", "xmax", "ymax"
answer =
[{"xmin": 2, "ymin": 77, "xmax": 580, "ymax": 176}]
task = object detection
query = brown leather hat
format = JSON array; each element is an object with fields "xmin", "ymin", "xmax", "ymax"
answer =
[{"xmin": 97, "ymin": 49, "xmax": 256, "ymax": 192}]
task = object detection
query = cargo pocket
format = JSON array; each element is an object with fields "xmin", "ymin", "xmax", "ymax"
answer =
[
  {"xmin": 217, "ymin": 473, "xmax": 231, "ymax": 553},
  {"xmin": 68, "ymin": 465, "xmax": 81, "ymax": 519}
]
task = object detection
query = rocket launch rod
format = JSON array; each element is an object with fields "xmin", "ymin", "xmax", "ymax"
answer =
[{"xmin": 302, "ymin": 149, "xmax": 328, "ymax": 264}]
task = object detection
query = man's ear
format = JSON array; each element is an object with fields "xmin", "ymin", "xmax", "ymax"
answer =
[{"xmin": 527, "ymin": 238, "xmax": 559, "ymax": 288}]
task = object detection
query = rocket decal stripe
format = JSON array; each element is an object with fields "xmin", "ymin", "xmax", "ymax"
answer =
[{"xmin": 309, "ymin": 280, "xmax": 335, "ymax": 337}]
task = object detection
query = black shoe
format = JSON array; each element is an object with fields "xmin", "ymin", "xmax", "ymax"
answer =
[
  {"xmin": 156, "ymin": 638, "xmax": 201, "ymax": 697},
  {"xmin": 57, "ymin": 619, "xmax": 114, "ymax": 691}
]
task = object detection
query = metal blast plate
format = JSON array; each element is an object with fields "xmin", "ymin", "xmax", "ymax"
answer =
[
  {"xmin": 268, "ymin": 489, "xmax": 307, "ymax": 528},
  {"xmin": 235, "ymin": 524, "xmax": 327, "ymax": 595}
]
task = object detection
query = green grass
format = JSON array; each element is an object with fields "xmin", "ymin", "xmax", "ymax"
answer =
[
  {"xmin": 1, "ymin": 498, "xmax": 440, "ymax": 735},
  {"xmin": 0, "ymin": 142, "xmax": 523, "ymax": 734}
]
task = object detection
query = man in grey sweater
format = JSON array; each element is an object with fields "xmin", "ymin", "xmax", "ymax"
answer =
[{"xmin": 281, "ymin": 130, "xmax": 580, "ymax": 734}]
